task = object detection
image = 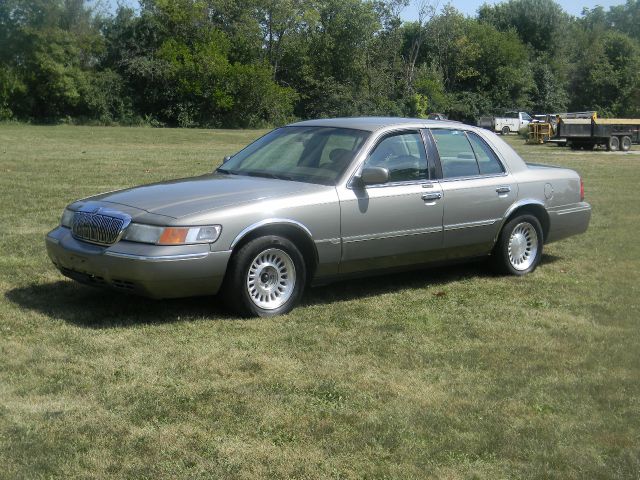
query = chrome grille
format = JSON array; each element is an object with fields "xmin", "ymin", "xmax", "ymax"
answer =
[{"xmin": 71, "ymin": 212, "xmax": 126, "ymax": 245}]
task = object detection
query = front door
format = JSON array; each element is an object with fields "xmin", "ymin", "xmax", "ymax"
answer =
[{"xmin": 337, "ymin": 130, "xmax": 444, "ymax": 274}]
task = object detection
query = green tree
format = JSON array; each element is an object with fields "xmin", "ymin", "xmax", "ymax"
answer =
[
  {"xmin": 1, "ymin": 0, "xmax": 637, "ymax": 126},
  {"xmin": 0, "ymin": 0, "xmax": 110, "ymax": 120},
  {"xmin": 0, "ymin": 65, "xmax": 25, "ymax": 119},
  {"xmin": 409, "ymin": 64, "xmax": 449, "ymax": 117},
  {"xmin": 530, "ymin": 55, "xmax": 568, "ymax": 113},
  {"xmin": 569, "ymin": 30, "xmax": 640, "ymax": 116},
  {"xmin": 478, "ymin": 0, "xmax": 569, "ymax": 52},
  {"xmin": 102, "ymin": 0, "xmax": 296, "ymax": 127},
  {"xmin": 605, "ymin": 0, "xmax": 640, "ymax": 41},
  {"xmin": 414, "ymin": 6, "xmax": 532, "ymax": 120},
  {"xmin": 277, "ymin": 0, "xmax": 386, "ymax": 118}
]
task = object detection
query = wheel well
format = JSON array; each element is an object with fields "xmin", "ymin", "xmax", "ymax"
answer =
[
  {"xmin": 504, "ymin": 204, "xmax": 550, "ymax": 242},
  {"xmin": 231, "ymin": 224, "xmax": 318, "ymax": 280}
]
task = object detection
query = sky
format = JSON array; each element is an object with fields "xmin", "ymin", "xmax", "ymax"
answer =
[{"xmin": 101, "ymin": 0, "xmax": 627, "ymax": 19}]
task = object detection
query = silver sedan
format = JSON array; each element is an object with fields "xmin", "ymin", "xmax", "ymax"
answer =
[{"xmin": 46, "ymin": 117, "xmax": 591, "ymax": 316}]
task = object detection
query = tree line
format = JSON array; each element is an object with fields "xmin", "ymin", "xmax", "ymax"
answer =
[{"xmin": 1, "ymin": 0, "xmax": 639, "ymax": 128}]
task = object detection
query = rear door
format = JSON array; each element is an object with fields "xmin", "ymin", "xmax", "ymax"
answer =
[{"xmin": 427, "ymin": 128, "xmax": 516, "ymax": 258}]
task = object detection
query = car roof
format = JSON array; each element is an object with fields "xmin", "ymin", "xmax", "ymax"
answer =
[{"xmin": 289, "ymin": 116, "xmax": 464, "ymax": 132}]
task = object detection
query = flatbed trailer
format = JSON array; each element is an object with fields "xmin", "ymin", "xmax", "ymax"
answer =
[{"xmin": 556, "ymin": 117, "xmax": 640, "ymax": 151}]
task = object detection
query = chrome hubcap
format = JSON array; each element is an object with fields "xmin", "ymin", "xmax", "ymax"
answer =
[
  {"xmin": 246, "ymin": 248, "xmax": 296, "ymax": 310},
  {"xmin": 507, "ymin": 222, "xmax": 538, "ymax": 271}
]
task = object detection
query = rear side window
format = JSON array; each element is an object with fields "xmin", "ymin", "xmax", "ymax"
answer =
[
  {"xmin": 430, "ymin": 129, "xmax": 479, "ymax": 178},
  {"xmin": 467, "ymin": 132, "xmax": 504, "ymax": 175},
  {"xmin": 431, "ymin": 129, "xmax": 504, "ymax": 178}
]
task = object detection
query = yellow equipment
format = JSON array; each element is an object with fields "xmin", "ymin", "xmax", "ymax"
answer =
[
  {"xmin": 526, "ymin": 111, "xmax": 596, "ymax": 145},
  {"xmin": 527, "ymin": 121, "xmax": 554, "ymax": 144}
]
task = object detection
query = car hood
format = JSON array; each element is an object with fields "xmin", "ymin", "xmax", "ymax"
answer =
[{"xmin": 81, "ymin": 173, "xmax": 328, "ymax": 219}]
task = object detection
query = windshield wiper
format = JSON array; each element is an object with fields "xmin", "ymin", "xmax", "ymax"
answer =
[
  {"xmin": 243, "ymin": 171, "xmax": 296, "ymax": 181},
  {"xmin": 217, "ymin": 168, "xmax": 296, "ymax": 182}
]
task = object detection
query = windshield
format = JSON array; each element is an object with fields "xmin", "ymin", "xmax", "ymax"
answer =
[{"xmin": 217, "ymin": 126, "xmax": 370, "ymax": 185}]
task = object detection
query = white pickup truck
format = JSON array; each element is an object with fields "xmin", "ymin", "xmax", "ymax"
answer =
[{"xmin": 478, "ymin": 111, "xmax": 532, "ymax": 134}]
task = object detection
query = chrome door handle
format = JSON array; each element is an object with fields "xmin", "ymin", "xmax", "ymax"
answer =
[
  {"xmin": 421, "ymin": 192, "xmax": 442, "ymax": 201},
  {"xmin": 496, "ymin": 186, "xmax": 511, "ymax": 194}
]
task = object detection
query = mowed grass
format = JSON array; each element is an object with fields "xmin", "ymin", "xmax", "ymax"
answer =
[{"xmin": 0, "ymin": 124, "xmax": 638, "ymax": 479}]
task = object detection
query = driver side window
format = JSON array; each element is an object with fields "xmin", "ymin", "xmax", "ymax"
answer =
[{"xmin": 363, "ymin": 131, "xmax": 428, "ymax": 183}]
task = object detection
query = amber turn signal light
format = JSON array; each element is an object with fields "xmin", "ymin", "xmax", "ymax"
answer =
[{"xmin": 158, "ymin": 228, "xmax": 189, "ymax": 245}]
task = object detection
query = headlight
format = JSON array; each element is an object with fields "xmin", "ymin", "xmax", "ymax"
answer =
[
  {"xmin": 123, "ymin": 224, "xmax": 222, "ymax": 245},
  {"xmin": 122, "ymin": 224, "xmax": 164, "ymax": 244},
  {"xmin": 60, "ymin": 208, "xmax": 75, "ymax": 228}
]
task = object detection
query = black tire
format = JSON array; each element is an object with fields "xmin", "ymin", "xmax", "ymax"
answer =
[
  {"xmin": 607, "ymin": 136, "xmax": 620, "ymax": 152},
  {"xmin": 501, "ymin": 126, "xmax": 510, "ymax": 135},
  {"xmin": 621, "ymin": 136, "xmax": 632, "ymax": 152},
  {"xmin": 221, "ymin": 235, "xmax": 306, "ymax": 317},
  {"xmin": 491, "ymin": 214, "xmax": 543, "ymax": 276}
]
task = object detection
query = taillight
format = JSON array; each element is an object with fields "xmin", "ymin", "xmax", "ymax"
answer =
[{"xmin": 580, "ymin": 177, "xmax": 584, "ymax": 202}]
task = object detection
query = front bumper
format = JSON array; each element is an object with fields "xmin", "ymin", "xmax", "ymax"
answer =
[{"xmin": 45, "ymin": 226, "xmax": 232, "ymax": 299}]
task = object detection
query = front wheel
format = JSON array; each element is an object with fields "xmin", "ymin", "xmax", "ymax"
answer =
[
  {"xmin": 222, "ymin": 235, "xmax": 306, "ymax": 317},
  {"xmin": 491, "ymin": 215, "xmax": 543, "ymax": 276}
]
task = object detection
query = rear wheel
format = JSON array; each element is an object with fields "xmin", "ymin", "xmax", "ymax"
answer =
[
  {"xmin": 222, "ymin": 235, "xmax": 306, "ymax": 317},
  {"xmin": 492, "ymin": 214, "xmax": 543, "ymax": 276},
  {"xmin": 620, "ymin": 136, "xmax": 632, "ymax": 152},
  {"xmin": 607, "ymin": 136, "xmax": 620, "ymax": 151},
  {"xmin": 501, "ymin": 126, "xmax": 510, "ymax": 135}
]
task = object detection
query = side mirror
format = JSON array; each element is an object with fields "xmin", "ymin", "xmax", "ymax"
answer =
[{"xmin": 356, "ymin": 166, "xmax": 389, "ymax": 187}]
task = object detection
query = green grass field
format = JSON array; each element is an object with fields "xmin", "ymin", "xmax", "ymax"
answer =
[{"xmin": 1, "ymin": 124, "xmax": 638, "ymax": 479}]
